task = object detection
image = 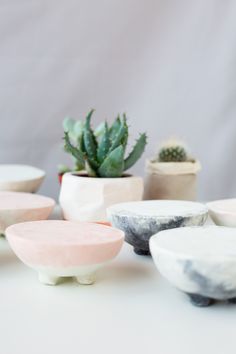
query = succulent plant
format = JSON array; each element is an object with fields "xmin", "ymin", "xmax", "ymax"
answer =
[
  {"xmin": 157, "ymin": 139, "xmax": 188, "ymax": 162},
  {"xmin": 63, "ymin": 110, "xmax": 147, "ymax": 177}
]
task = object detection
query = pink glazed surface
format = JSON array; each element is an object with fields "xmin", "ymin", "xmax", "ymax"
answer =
[
  {"xmin": 0, "ymin": 191, "xmax": 55, "ymax": 210},
  {"xmin": 6, "ymin": 220, "xmax": 124, "ymax": 267}
]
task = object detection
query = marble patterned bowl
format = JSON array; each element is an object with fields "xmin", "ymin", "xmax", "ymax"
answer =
[
  {"xmin": 207, "ymin": 199, "xmax": 236, "ymax": 227},
  {"xmin": 0, "ymin": 191, "xmax": 55, "ymax": 234},
  {"xmin": 150, "ymin": 226, "xmax": 236, "ymax": 307},
  {"xmin": 6, "ymin": 220, "xmax": 124, "ymax": 285},
  {"xmin": 107, "ymin": 200, "xmax": 208, "ymax": 255},
  {"xmin": 0, "ymin": 164, "xmax": 45, "ymax": 193}
]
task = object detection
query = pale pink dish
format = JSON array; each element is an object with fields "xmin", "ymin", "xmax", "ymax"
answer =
[
  {"xmin": 0, "ymin": 191, "xmax": 55, "ymax": 234},
  {"xmin": 6, "ymin": 220, "xmax": 124, "ymax": 285},
  {"xmin": 207, "ymin": 199, "xmax": 236, "ymax": 227}
]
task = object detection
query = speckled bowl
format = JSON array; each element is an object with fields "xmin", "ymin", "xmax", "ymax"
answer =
[
  {"xmin": 6, "ymin": 220, "xmax": 124, "ymax": 285},
  {"xmin": 207, "ymin": 199, "xmax": 236, "ymax": 227},
  {"xmin": 0, "ymin": 164, "xmax": 45, "ymax": 193},
  {"xmin": 150, "ymin": 226, "xmax": 236, "ymax": 307},
  {"xmin": 0, "ymin": 191, "xmax": 55, "ymax": 234},
  {"xmin": 107, "ymin": 200, "xmax": 208, "ymax": 255}
]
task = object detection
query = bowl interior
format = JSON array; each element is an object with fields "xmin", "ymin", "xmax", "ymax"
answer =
[
  {"xmin": 0, "ymin": 164, "xmax": 45, "ymax": 183},
  {"xmin": 6, "ymin": 220, "xmax": 124, "ymax": 245},
  {"xmin": 207, "ymin": 199, "xmax": 236, "ymax": 215},
  {"xmin": 150, "ymin": 225, "xmax": 236, "ymax": 258},
  {"xmin": 108, "ymin": 200, "xmax": 208, "ymax": 218},
  {"xmin": 0, "ymin": 191, "xmax": 55, "ymax": 210}
]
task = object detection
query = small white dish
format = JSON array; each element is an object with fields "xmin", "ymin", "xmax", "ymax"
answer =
[
  {"xmin": 207, "ymin": 199, "xmax": 236, "ymax": 227},
  {"xmin": 150, "ymin": 225, "xmax": 236, "ymax": 306},
  {"xmin": 0, "ymin": 191, "xmax": 55, "ymax": 234},
  {"xmin": 0, "ymin": 164, "xmax": 45, "ymax": 193}
]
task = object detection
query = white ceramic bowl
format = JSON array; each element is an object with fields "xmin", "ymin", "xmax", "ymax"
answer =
[
  {"xmin": 0, "ymin": 191, "xmax": 55, "ymax": 234},
  {"xmin": 207, "ymin": 199, "xmax": 236, "ymax": 227},
  {"xmin": 0, "ymin": 164, "xmax": 45, "ymax": 193},
  {"xmin": 150, "ymin": 226, "xmax": 236, "ymax": 306},
  {"xmin": 107, "ymin": 200, "xmax": 208, "ymax": 255},
  {"xmin": 6, "ymin": 220, "xmax": 124, "ymax": 285}
]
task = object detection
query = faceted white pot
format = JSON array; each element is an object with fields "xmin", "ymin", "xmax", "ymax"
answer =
[{"xmin": 59, "ymin": 172, "xmax": 143, "ymax": 222}]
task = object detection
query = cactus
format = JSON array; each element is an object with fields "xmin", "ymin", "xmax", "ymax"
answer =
[
  {"xmin": 63, "ymin": 110, "xmax": 147, "ymax": 177},
  {"xmin": 158, "ymin": 140, "xmax": 188, "ymax": 162}
]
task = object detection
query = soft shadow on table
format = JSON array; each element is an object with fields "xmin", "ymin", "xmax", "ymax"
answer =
[
  {"xmin": 97, "ymin": 261, "xmax": 156, "ymax": 285},
  {"xmin": 0, "ymin": 250, "xmax": 19, "ymax": 269}
]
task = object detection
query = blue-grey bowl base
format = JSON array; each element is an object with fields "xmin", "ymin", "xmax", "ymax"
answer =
[
  {"xmin": 134, "ymin": 247, "xmax": 151, "ymax": 256},
  {"xmin": 187, "ymin": 294, "xmax": 215, "ymax": 307}
]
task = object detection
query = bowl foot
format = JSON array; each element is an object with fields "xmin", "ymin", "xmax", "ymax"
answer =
[
  {"xmin": 227, "ymin": 297, "xmax": 236, "ymax": 304},
  {"xmin": 76, "ymin": 273, "xmax": 95, "ymax": 285},
  {"xmin": 38, "ymin": 272, "xmax": 59, "ymax": 286},
  {"xmin": 187, "ymin": 293, "xmax": 215, "ymax": 307},
  {"xmin": 134, "ymin": 248, "xmax": 151, "ymax": 256}
]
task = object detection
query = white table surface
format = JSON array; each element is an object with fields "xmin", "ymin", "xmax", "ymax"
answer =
[{"xmin": 0, "ymin": 208, "xmax": 236, "ymax": 354}]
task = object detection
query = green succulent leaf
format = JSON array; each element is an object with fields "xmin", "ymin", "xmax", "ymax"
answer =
[
  {"xmin": 109, "ymin": 116, "xmax": 128, "ymax": 152},
  {"xmin": 97, "ymin": 122, "xmax": 110, "ymax": 163},
  {"xmin": 95, "ymin": 122, "xmax": 106, "ymax": 142},
  {"xmin": 124, "ymin": 133, "xmax": 147, "ymax": 171},
  {"xmin": 63, "ymin": 132, "xmax": 85, "ymax": 170},
  {"xmin": 109, "ymin": 115, "xmax": 121, "ymax": 141},
  {"xmin": 98, "ymin": 145, "xmax": 125, "ymax": 177},
  {"xmin": 85, "ymin": 161, "xmax": 97, "ymax": 177},
  {"xmin": 121, "ymin": 114, "xmax": 129, "ymax": 150},
  {"xmin": 83, "ymin": 109, "xmax": 98, "ymax": 166},
  {"xmin": 58, "ymin": 164, "xmax": 71, "ymax": 174},
  {"xmin": 63, "ymin": 117, "xmax": 75, "ymax": 133}
]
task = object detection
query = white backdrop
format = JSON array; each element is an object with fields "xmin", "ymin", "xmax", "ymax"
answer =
[{"xmin": 0, "ymin": 0, "xmax": 236, "ymax": 201}]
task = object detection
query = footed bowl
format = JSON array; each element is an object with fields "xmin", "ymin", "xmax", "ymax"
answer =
[
  {"xmin": 107, "ymin": 200, "xmax": 208, "ymax": 255},
  {"xmin": 6, "ymin": 220, "xmax": 124, "ymax": 285},
  {"xmin": 207, "ymin": 199, "xmax": 236, "ymax": 227},
  {"xmin": 0, "ymin": 191, "xmax": 55, "ymax": 234},
  {"xmin": 0, "ymin": 164, "xmax": 45, "ymax": 193},
  {"xmin": 150, "ymin": 226, "xmax": 236, "ymax": 306}
]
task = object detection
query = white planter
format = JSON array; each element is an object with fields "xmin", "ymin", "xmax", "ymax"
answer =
[
  {"xmin": 144, "ymin": 160, "xmax": 201, "ymax": 201},
  {"xmin": 59, "ymin": 172, "xmax": 143, "ymax": 222}
]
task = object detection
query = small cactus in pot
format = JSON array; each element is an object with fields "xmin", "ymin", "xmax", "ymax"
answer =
[
  {"xmin": 59, "ymin": 110, "xmax": 147, "ymax": 222},
  {"xmin": 63, "ymin": 109, "xmax": 147, "ymax": 178},
  {"xmin": 155, "ymin": 139, "xmax": 190, "ymax": 163}
]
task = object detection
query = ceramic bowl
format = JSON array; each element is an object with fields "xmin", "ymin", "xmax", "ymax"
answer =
[
  {"xmin": 150, "ymin": 226, "xmax": 236, "ymax": 307},
  {"xmin": 207, "ymin": 199, "xmax": 236, "ymax": 227},
  {"xmin": 6, "ymin": 220, "xmax": 124, "ymax": 285},
  {"xmin": 0, "ymin": 191, "xmax": 55, "ymax": 234},
  {"xmin": 0, "ymin": 164, "xmax": 45, "ymax": 193},
  {"xmin": 107, "ymin": 200, "xmax": 208, "ymax": 255}
]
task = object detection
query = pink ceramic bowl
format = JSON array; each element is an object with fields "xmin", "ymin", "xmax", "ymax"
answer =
[
  {"xmin": 207, "ymin": 199, "xmax": 236, "ymax": 227},
  {"xmin": 0, "ymin": 191, "xmax": 55, "ymax": 234},
  {"xmin": 6, "ymin": 220, "xmax": 124, "ymax": 285}
]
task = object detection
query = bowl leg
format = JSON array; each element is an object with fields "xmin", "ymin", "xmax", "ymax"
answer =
[
  {"xmin": 38, "ymin": 272, "xmax": 59, "ymax": 286},
  {"xmin": 76, "ymin": 273, "xmax": 95, "ymax": 285},
  {"xmin": 134, "ymin": 247, "xmax": 151, "ymax": 256},
  {"xmin": 187, "ymin": 293, "xmax": 215, "ymax": 307},
  {"xmin": 227, "ymin": 297, "xmax": 236, "ymax": 304}
]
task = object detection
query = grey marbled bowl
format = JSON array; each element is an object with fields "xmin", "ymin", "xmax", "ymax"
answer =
[
  {"xmin": 150, "ymin": 226, "xmax": 236, "ymax": 306},
  {"xmin": 107, "ymin": 200, "xmax": 208, "ymax": 255}
]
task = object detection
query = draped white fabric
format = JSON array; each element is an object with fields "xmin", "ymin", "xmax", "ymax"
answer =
[{"xmin": 0, "ymin": 0, "xmax": 235, "ymax": 200}]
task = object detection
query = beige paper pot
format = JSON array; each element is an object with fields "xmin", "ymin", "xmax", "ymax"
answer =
[
  {"xmin": 144, "ymin": 160, "xmax": 201, "ymax": 201},
  {"xmin": 59, "ymin": 172, "xmax": 143, "ymax": 222}
]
